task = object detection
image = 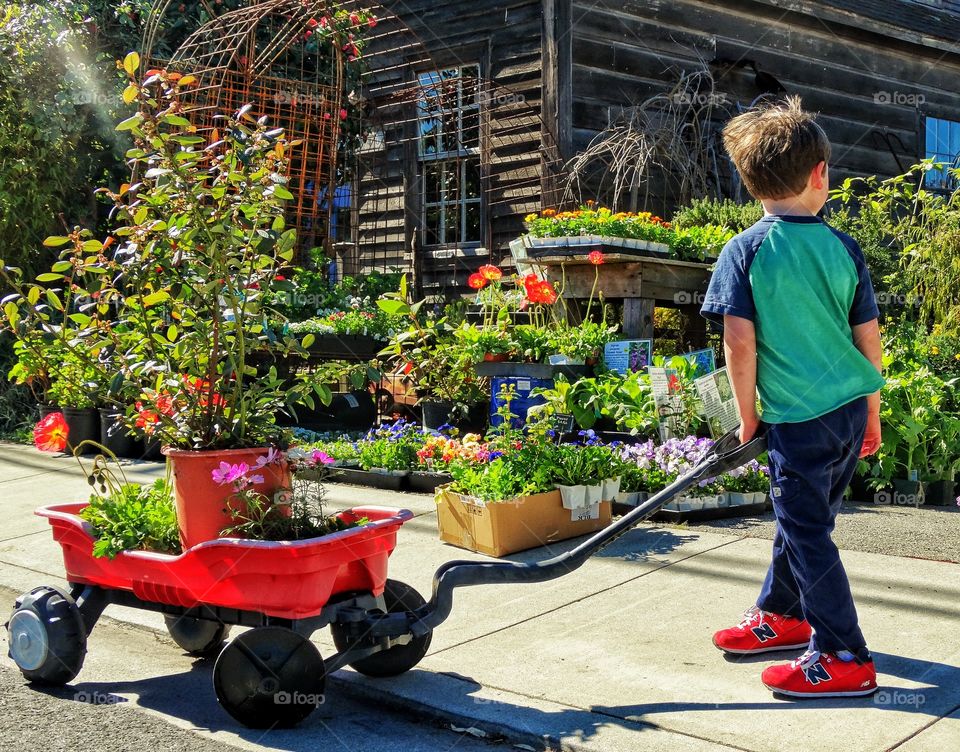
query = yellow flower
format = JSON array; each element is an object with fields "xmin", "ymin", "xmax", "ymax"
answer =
[
  {"xmin": 524, "ymin": 213, "xmax": 538, "ymax": 223},
  {"xmin": 931, "ymin": 346, "xmax": 941, "ymax": 355}
]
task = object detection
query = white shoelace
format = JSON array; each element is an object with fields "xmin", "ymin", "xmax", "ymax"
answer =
[
  {"xmin": 737, "ymin": 605, "xmax": 763, "ymax": 629},
  {"xmin": 791, "ymin": 649, "xmax": 821, "ymax": 670}
]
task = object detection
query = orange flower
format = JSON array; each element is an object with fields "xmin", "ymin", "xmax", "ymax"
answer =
[
  {"xmin": 542, "ymin": 208, "xmax": 557, "ymax": 217},
  {"xmin": 468, "ymin": 272, "xmax": 487, "ymax": 290},
  {"xmin": 34, "ymin": 412, "xmax": 68, "ymax": 452},
  {"xmin": 587, "ymin": 250, "xmax": 605, "ymax": 265},
  {"xmin": 479, "ymin": 264, "xmax": 502, "ymax": 281}
]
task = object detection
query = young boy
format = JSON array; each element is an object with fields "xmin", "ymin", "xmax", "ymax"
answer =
[{"xmin": 700, "ymin": 97, "xmax": 885, "ymax": 698}]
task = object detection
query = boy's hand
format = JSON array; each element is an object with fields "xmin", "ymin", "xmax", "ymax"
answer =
[
  {"xmin": 739, "ymin": 412, "xmax": 760, "ymax": 444},
  {"xmin": 860, "ymin": 406, "xmax": 881, "ymax": 457}
]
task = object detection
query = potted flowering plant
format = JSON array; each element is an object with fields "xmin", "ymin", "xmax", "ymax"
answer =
[{"xmin": 0, "ymin": 57, "xmax": 330, "ymax": 546}]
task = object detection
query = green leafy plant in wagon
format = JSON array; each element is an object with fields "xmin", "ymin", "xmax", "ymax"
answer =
[
  {"xmin": 80, "ymin": 477, "xmax": 182, "ymax": 559},
  {"xmin": 1, "ymin": 56, "xmax": 331, "ymax": 450}
]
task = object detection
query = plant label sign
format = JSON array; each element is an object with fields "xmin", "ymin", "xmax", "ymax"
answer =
[
  {"xmin": 648, "ymin": 366, "xmax": 686, "ymax": 441},
  {"xmin": 694, "ymin": 367, "xmax": 740, "ymax": 438},
  {"xmin": 551, "ymin": 413, "xmax": 576, "ymax": 434},
  {"xmin": 603, "ymin": 339, "xmax": 653, "ymax": 375}
]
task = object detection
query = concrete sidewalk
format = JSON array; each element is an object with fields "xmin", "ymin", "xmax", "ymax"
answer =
[{"xmin": 1, "ymin": 443, "xmax": 958, "ymax": 751}]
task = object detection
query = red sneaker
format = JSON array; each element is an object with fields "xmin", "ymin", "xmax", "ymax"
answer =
[
  {"xmin": 762, "ymin": 650, "xmax": 878, "ymax": 698},
  {"xmin": 712, "ymin": 606, "xmax": 812, "ymax": 654}
]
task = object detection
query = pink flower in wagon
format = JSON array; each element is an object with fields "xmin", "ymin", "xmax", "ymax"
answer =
[
  {"xmin": 212, "ymin": 462, "xmax": 250, "ymax": 486},
  {"xmin": 254, "ymin": 447, "xmax": 282, "ymax": 468},
  {"xmin": 311, "ymin": 450, "xmax": 335, "ymax": 465}
]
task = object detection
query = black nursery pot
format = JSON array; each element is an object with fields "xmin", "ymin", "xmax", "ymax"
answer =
[
  {"xmin": 98, "ymin": 408, "xmax": 141, "ymax": 459},
  {"xmin": 38, "ymin": 403, "xmax": 60, "ymax": 420},
  {"xmin": 61, "ymin": 407, "xmax": 100, "ymax": 454},
  {"xmin": 421, "ymin": 400, "xmax": 456, "ymax": 432}
]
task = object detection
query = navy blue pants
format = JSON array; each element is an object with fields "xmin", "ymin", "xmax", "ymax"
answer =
[{"xmin": 756, "ymin": 397, "xmax": 868, "ymax": 655}]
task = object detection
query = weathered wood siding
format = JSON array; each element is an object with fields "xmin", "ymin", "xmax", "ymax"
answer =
[
  {"xmin": 353, "ymin": 0, "xmax": 549, "ymax": 295},
  {"xmin": 569, "ymin": 0, "xmax": 960, "ymax": 213}
]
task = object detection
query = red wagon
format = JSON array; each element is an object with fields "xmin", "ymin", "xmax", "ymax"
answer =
[{"xmin": 7, "ymin": 503, "xmax": 431, "ymax": 728}]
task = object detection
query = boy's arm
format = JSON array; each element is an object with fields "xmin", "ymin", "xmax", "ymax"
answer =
[
  {"xmin": 723, "ymin": 314, "xmax": 760, "ymax": 443},
  {"xmin": 852, "ymin": 318, "xmax": 883, "ymax": 457}
]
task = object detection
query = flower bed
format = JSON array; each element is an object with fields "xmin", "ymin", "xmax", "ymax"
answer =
[{"xmin": 522, "ymin": 206, "xmax": 735, "ymax": 261}]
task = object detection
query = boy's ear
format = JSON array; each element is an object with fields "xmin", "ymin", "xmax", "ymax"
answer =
[{"xmin": 810, "ymin": 161, "xmax": 828, "ymax": 190}]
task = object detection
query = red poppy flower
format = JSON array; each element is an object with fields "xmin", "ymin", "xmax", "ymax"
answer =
[
  {"xmin": 479, "ymin": 264, "xmax": 502, "ymax": 282},
  {"xmin": 535, "ymin": 280, "xmax": 558, "ymax": 305},
  {"xmin": 34, "ymin": 412, "xmax": 68, "ymax": 452},
  {"xmin": 587, "ymin": 250, "xmax": 605, "ymax": 265},
  {"xmin": 468, "ymin": 272, "xmax": 487, "ymax": 290}
]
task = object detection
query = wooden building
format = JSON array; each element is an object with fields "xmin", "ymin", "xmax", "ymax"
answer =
[{"xmin": 348, "ymin": 0, "xmax": 960, "ymax": 293}]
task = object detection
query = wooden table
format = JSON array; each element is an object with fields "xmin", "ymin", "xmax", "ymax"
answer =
[{"xmin": 528, "ymin": 253, "xmax": 713, "ymax": 341}]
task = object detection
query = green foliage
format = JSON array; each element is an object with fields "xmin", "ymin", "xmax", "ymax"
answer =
[
  {"xmin": 830, "ymin": 162, "xmax": 960, "ymax": 331},
  {"xmin": 80, "ymin": 478, "xmax": 181, "ymax": 558},
  {"xmin": 858, "ymin": 321, "xmax": 960, "ymax": 485},
  {"xmin": 671, "ymin": 198, "xmax": 763, "ymax": 233},
  {"xmin": 0, "ymin": 2, "xmax": 124, "ymax": 276},
  {"xmin": 825, "ymin": 203, "xmax": 899, "ymax": 288},
  {"xmin": 550, "ymin": 442, "xmax": 620, "ymax": 486},
  {"xmin": 358, "ymin": 436, "xmax": 420, "ymax": 471},
  {"xmin": 2, "ymin": 68, "xmax": 331, "ymax": 449},
  {"xmin": 378, "ymin": 278, "xmax": 486, "ymax": 405},
  {"xmin": 528, "ymin": 371, "xmax": 658, "ymax": 434}
]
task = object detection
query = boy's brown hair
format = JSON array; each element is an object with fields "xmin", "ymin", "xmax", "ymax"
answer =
[{"xmin": 722, "ymin": 96, "xmax": 831, "ymax": 200}]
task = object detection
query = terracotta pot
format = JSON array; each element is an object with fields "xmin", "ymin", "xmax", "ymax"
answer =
[{"xmin": 162, "ymin": 447, "xmax": 291, "ymax": 548}]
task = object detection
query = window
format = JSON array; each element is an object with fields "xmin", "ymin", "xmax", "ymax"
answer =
[
  {"xmin": 924, "ymin": 116, "xmax": 960, "ymax": 190},
  {"xmin": 418, "ymin": 65, "xmax": 482, "ymax": 246}
]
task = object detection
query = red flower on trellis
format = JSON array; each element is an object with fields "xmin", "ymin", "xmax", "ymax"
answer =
[
  {"xmin": 34, "ymin": 412, "xmax": 68, "ymax": 452},
  {"xmin": 468, "ymin": 272, "xmax": 487, "ymax": 290}
]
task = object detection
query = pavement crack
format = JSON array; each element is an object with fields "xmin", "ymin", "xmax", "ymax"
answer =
[{"xmin": 884, "ymin": 702, "xmax": 960, "ymax": 751}]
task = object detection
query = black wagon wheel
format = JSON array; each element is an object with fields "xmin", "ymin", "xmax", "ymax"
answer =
[
  {"xmin": 330, "ymin": 579, "xmax": 432, "ymax": 678},
  {"xmin": 6, "ymin": 585, "xmax": 87, "ymax": 685},
  {"xmin": 164, "ymin": 615, "xmax": 231, "ymax": 658},
  {"xmin": 213, "ymin": 626, "xmax": 325, "ymax": 729}
]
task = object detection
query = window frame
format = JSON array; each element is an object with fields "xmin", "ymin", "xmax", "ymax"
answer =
[
  {"xmin": 923, "ymin": 114, "xmax": 960, "ymax": 191},
  {"xmin": 417, "ymin": 64, "xmax": 484, "ymax": 249}
]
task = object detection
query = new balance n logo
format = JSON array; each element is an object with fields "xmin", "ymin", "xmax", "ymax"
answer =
[
  {"xmin": 751, "ymin": 623, "xmax": 777, "ymax": 642},
  {"xmin": 803, "ymin": 662, "xmax": 832, "ymax": 685}
]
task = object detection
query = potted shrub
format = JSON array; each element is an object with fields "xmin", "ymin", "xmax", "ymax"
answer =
[
  {"xmin": 0, "ymin": 61, "xmax": 330, "ymax": 546},
  {"xmin": 378, "ymin": 279, "xmax": 487, "ymax": 431}
]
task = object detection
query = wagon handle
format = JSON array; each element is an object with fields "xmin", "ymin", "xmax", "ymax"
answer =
[{"xmin": 405, "ymin": 425, "xmax": 769, "ymax": 636}]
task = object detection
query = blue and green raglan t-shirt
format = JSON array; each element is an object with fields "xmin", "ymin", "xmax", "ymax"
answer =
[{"xmin": 700, "ymin": 215, "xmax": 885, "ymax": 424}]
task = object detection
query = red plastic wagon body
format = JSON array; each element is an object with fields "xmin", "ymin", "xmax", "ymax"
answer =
[{"xmin": 36, "ymin": 503, "xmax": 414, "ymax": 620}]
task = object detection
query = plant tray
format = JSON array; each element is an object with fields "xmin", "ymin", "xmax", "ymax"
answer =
[
  {"xmin": 525, "ymin": 239, "xmax": 671, "ymax": 260},
  {"xmin": 651, "ymin": 500, "xmax": 767, "ymax": 524},
  {"xmin": 435, "ymin": 486, "xmax": 611, "ymax": 558},
  {"xmin": 303, "ymin": 334, "xmax": 386, "ymax": 361},
  {"xmin": 408, "ymin": 471, "xmax": 454, "ymax": 493},
  {"xmin": 473, "ymin": 362, "xmax": 594, "ymax": 379},
  {"xmin": 37, "ymin": 503, "xmax": 412, "ymax": 620},
  {"xmin": 329, "ymin": 467, "xmax": 410, "ymax": 491}
]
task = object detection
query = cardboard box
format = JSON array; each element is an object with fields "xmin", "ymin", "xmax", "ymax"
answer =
[{"xmin": 435, "ymin": 486, "xmax": 612, "ymax": 558}]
